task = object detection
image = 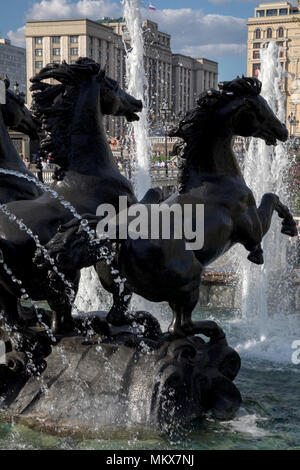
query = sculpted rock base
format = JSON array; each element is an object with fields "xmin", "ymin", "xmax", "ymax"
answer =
[{"xmin": 0, "ymin": 311, "xmax": 241, "ymax": 436}]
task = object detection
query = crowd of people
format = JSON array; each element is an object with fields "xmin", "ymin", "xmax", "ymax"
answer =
[{"xmin": 20, "ymin": 136, "xmax": 178, "ymax": 175}]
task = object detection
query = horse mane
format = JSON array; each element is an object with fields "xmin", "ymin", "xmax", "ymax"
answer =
[
  {"xmin": 30, "ymin": 58, "xmax": 105, "ymax": 173},
  {"xmin": 170, "ymin": 76, "xmax": 262, "ymax": 192}
]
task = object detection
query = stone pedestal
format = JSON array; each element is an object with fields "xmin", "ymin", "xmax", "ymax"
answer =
[{"xmin": 0, "ymin": 312, "xmax": 241, "ymax": 436}]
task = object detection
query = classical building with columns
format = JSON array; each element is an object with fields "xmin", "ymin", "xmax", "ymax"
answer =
[
  {"xmin": 26, "ymin": 18, "xmax": 218, "ymax": 136},
  {"xmin": 247, "ymin": 1, "xmax": 300, "ymax": 136}
]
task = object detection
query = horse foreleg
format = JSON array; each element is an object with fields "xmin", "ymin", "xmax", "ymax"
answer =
[
  {"xmin": 258, "ymin": 193, "xmax": 297, "ymax": 238},
  {"xmin": 0, "ymin": 285, "xmax": 23, "ymax": 329},
  {"xmin": 246, "ymin": 193, "xmax": 279, "ymax": 265},
  {"xmin": 248, "ymin": 193, "xmax": 298, "ymax": 265}
]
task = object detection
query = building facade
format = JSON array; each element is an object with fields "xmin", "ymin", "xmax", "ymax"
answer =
[
  {"xmin": 172, "ymin": 55, "xmax": 218, "ymax": 118},
  {"xmin": 26, "ymin": 18, "xmax": 218, "ymax": 136},
  {"xmin": 247, "ymin": 1, "xmax": 300, "ymax": 135},
  {"xmin": 0, "ymin": 38, "xmax": 26, "ymax": 96}
]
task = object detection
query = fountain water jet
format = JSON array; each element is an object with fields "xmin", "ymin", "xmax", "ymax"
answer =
[
  {"xmin": 123, "ymin": 0, "xmax": 152, "ymax": 200},
  {"xmin": 232, "ymin": 42, "xmax": 299, "ymax": 363}
]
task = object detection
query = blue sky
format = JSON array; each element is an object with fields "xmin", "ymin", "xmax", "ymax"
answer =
[{"xmin": 1, "ymin": 0, "xmax": 296, "ymax": 80}]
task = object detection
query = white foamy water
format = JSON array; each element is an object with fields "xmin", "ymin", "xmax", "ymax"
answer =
[
  {"xmin": 74, "ymin": 267, "xmax": 112, "ymax": 313},
  {"xmin": 123, "ymin": 0, "xmax": 152, "ymax": 200}
]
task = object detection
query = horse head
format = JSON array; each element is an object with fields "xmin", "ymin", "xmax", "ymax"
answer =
[
  {"xmin": 98, "ymin": 71, "xmax": 142, "ymax": 122},
  {"xmin": 170, "ymin": 76, "xmax": 288, "ymax": 147},
  {"xmin": 30, "ymin": 58, "xmax": 142, "ymax": 167},
  {"xmin": 0, "ymin": 78, "xmax": 39, "ymax": 140},
  {"xmin": 219, "ymin": 76, "xmax": 288, "ymax": 145}
]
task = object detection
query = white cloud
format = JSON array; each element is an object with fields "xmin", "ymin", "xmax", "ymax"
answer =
[
  {"xmin": 181, "ymin": 43, "xmax": 247, "ymax": 58},
  {"xmin": 7, "ymin": 2, "xmax": 247, "ymax": 64},
  {"xmin": 7, "ymin": 0, "xmax": 121, "ymax": 47},
  {"xmin": 26, "ymin": 0, "xmax": 121, "ymax": 21},
  {"xmin": 144, "ymin": 8, "xmax": 247, "ymax": 60},
  {"xmin": 7, "ymin": 26, "xmax": 26, "ymax": 47}
]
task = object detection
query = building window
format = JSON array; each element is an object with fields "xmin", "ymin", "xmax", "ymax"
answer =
[
  {"xmin": 89, "ymin": 48, "xmax": 93, "ymax": 57},
  {"xmin": 253, "ymin": 42, "xmax": 260, "ymax": 49},
  {"xmin": 252, "ymin": 63, "xmax": 261, "ymax": 77},
  {"xmin": 279, "ymin": 8, "xmax": 288, "ymax": 16},
  {"xmin": 255, "ymin": 29, "xmax": 261, "ymax": 40},
  {"xmin": 70, "ymin": 48, "xmax": 78, "ymax": 55},
  {"xmin": 278, "ymin": 27, "xmax": 284, "ymax": 38},
  {"xmin": 266, "ymin": 9, "xmax": 278, "ymax": 16},
  {"xmin": 267, "ymin": 28, "xmax": 272, "ymax": 39},
  {"xmin": 70, "ymin": 36, "xmax": 78, "ymax": 43},
  {"xmin": 35, "ymin": 49, "xmax": 43, "ymax": 56},
  {"xmin": 89, "ymin": 37, "xmax": 93, "ymax": 44},
  {"xmin": 53, "ymin": 48, "xmax": 61, "ymax": 56},
  {"xmin": 35, "ymin": 37, "xmax": 43, "ymax": 45},
  {"xmin": 253, "ymin": 50, "xmax": 260, "ymax": 59},
  {"xmin": 279, "ymin": 50, "xmax": 285, "ymax": 58},
  {"xmin": 35, "ymin": 61, "xmax": 43, "ymax": 69},
  {"xmin": 277, "ymin": 41, "xmax": 284, "ymax": 47},
  {"xmin": 256, "ymin": 10, "xmax": 265, "ymax": 17},
  {"xmin": 97, "ymin": 39, "xmax": 101, "ymax": 47},
  {"xmin": 52, "ymin": 36, "xmax": 60, "ymax": 44}
]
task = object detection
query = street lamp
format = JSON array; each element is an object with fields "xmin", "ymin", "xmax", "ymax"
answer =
[
  {"xmin": 288, "ymin": 111, "xmax": 299, "ymax": 136},
  {"xmin": 160, "ymin": 101, "xmax": 172, "ymax": 177}
]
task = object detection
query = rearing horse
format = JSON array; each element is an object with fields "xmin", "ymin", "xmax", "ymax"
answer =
[
  {"xmin": 30, "ymin": 58, "xmax": 161, "ymax": 323},
  {"xmin": 44, "ymin": 77, "xmax": 298, "ymax": 338},
  {"xmin": 0, "ymin": 59, "xmax": 144, "ymax": 333}
]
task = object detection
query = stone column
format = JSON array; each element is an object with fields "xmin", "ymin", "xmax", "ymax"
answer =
[
  {"xmin": 61, "ymin": 36, "xmax": 69, "ymax": 64},
  {"xmin": 43, "ymin": 37, "xmax": 51, "ymax": 66}
]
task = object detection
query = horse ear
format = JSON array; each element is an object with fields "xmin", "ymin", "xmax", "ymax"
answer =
[
  {"xmin": 4, "ymin": 77, "xmax": 10, "ymax": 89},
  {"xmin": 97, "ymin": 69, "xmax": 106, "ymax": 81}
]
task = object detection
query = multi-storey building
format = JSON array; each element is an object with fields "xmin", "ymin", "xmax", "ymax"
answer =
[
  {"xmin": 0, "ymin": 38, "xmax": 26, "ymax": 96},
  {"xmin": 26, "ymin": 18, "xmax": 218, "ymax": 136},
  {"xmin": 247, "ymin": 1, "xmax": 300, "ymax": 135},
  {"xmin": 172, "ymin": 55, "xmax": 218, "ymax": 118}
]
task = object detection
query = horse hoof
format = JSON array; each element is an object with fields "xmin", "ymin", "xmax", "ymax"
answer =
[
  {"xmin": 168, "ymin": 324, "xmax": 187, "ymax": 338},
  {"xmin": 247, "ymin": 249, "xmax": 264, "ymax": 265},
  {"xmin": 281, "ymin": 224, "xmax": 298, "ymax": 237},
  {"xmin": 106, "ymin": 309, "xmax": 128, "ymax": 327}
]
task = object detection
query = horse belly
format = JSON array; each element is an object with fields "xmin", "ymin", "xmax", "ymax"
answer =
[
  {"xmin": 121, "ymin": 238, "xmax": 202, "ymax": 303},
  {"xmin": 195, "ymin": 208, "xmax": 234, "ymax": 266}
]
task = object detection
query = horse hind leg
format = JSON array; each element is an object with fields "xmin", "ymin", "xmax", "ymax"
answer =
[
  {"xmin": 169, "ymin": 290, "xmax": 198, "ymax": 337},
  {"xmin": 169, "ymin": 289, "xmax": 227, "ymax": 344},
  {"xmin": 106, "ymin": 289, "xmax": 132, "ymax": 326}
]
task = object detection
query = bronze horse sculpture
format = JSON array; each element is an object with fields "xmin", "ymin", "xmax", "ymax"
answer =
[
  {"xmin": 43, "ymin": 76, "xmax": 298, "ymax": 338},
  {"xmin": 0, "ymin": 59, "xmax": 145, "ymax": 333},
  {"xmin": 29, "ymin": 58, "xmax": 161, "ymax": 326},
  {"xmin": 0, "ymin": 78, "xmax": 42, "ymax": 203}
]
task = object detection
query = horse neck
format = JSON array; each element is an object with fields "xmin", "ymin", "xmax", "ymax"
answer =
[
  {"xmin": 68, "ymin": 82, "xmax": 117, "ymax": 175},
  {"xmin": 0, "ymin": 108, "xmax": 27, "ymax": 172},
  {"xmin": 182, "ymin": 130, "xmax": 244, "ymax": 190}
]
